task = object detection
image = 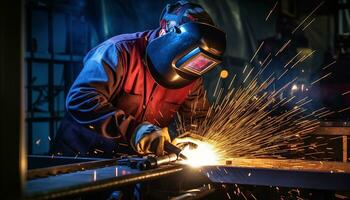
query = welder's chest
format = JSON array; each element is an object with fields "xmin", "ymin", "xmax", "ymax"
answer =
[{"xmin": 113, "ymin": 65, "xmax": 194, "ymax": 127}]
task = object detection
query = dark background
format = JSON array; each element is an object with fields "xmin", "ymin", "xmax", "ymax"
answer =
[{"xmin": 24, "ymin": 0, "xmax": 350, "ymax": 156}]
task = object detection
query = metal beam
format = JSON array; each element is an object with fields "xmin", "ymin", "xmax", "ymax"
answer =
[
  {"xmin": 202, "ymin": 158, "xmax": 350, "ymax": 191},
  {"xmin": 25, "ymin": 163, "xmax": 184, "ymax": 199}
]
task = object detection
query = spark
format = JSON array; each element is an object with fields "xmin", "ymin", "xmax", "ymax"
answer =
[
  {"xmin": 275, "ymin": 39, "xmax": 291, "ymax": 56},
  {"xmin": 243, "ymin": 68, "xmax": 254, "ymax": 83},
  {"xmin": 277, "ymin": 69, "xmax": 289, "ymax": 80},
  {"xmin": 241, "ymin": 192, "xmax": 248, "ymax": 200},
  {"xmin": 338, "ymin": 107, "xmax": 350, "ymax": 113},
  {"xmin": 220, "ymin": 70, "xmax": 229, "ymax": 79},
  {"xmin": 158, "ymin": 111, "xmax": 164, "ymax": 118},
  {"xmin": 250, "ymin": 41, "xmax": 264, "ymax": 63},
  {"xmin": 154, "ymin": 118, "xmax": 161, "ymax": 126},
  {"xmin": 242, "ymin": 64, "xmax": 248, "ymax": 73},
  {"xmin": 310, "ymin": 72, "xmax": 332, "ymax": 85},
  {"xmin": 290, "ymin": 50, "xmax": 315, "ymax": 69},
  {"xmin": 251, "ymin": 194, "xmax": 257, "ymax": 200},
  {"xmin": 322, "ymin": 60, "xmax": 336, "ymax": 70},
  {"xmin": 302, "ymin": 18, "xmax": 316, "ymax": 31},
  {"xmin": 292, "ymin": 1, "xmax": 325, "ymax": 34},
  {"xmin": 265, "ymin": 1, "xmax": 278, "ymax": 21},
  {"xmin": 342, "ymin": 90, "xmax": 350, "ymax": 96},
  {"xmin": 213, "ymin": 76, "xmax": 221, "ymax": 97},
  {"xmin": 93, "ymin": 170, "xmax": 97, "ymax": 181},
  {"xmin": 226, "ymin": 192, "xmax": 232, "ymax": 199},
  {"xmin": 228, "ymin": 74, "xmax": 236, "ymax": 89},
  {"xmin": 260, "ymin": 53, "xmax": 272, "ymax": 67},
  {"xmin": 300, "ymin": 50, "xmax": 316, "ymax": 63},
  {"xmin": 284, "ymin": 51, "xmax": 302, "ymax": 68}
]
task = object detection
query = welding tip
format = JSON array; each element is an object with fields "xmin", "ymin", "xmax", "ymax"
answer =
[
  {"xmin": 138, "ymin": 153, "xmax": 178, "ymax": 170},
  {"xmin": 164, "ymin": 141, "xmax": 188, "ymax": 160}
]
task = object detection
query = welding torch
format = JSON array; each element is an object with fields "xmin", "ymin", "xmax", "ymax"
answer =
[
  {"xmin": 117, "ymin": 141, "xmax": 187, "ymax": 170},
  {"xmin": 137, "ymin": 141, "xmax": 187, "ymax": 170},
  {"xmin": 118, "ymin": 135, "xmax": 202, "ymax": 170}
]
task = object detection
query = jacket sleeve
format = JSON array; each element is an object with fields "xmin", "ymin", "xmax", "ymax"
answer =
[
  {"xmin": 66, "ymin": 41, "xmax": 136, "ymax": 142},
  {"xmin": 177, "ymin": 78, "xmax": 210, "ymax": 132}
]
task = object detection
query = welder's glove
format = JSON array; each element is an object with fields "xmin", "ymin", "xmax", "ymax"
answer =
[
  {"xmin": 172, "ymin": 132, "xmax": 205, "ymax": 148},
  {"xmin": 131, "ymin": 122, "xmax": 171, "ymax": 156}
]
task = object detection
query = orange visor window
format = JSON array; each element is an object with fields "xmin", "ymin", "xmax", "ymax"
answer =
[{"xmin": 182, "ymin": 53, "xmax": 217, "ymax": 75}]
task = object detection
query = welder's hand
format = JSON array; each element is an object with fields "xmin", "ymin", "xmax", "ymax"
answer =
[{"xmin": 131, "ymin": 123, "xmax": 171, "ymax": 156}]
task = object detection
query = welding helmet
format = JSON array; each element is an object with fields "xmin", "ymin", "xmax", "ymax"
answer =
[{"xmin": 146, "ymin": 1, "xmax": 226, "ymax": 89}]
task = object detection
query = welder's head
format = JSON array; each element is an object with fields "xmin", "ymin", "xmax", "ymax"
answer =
[{"xmin": 146, "ymin": 0, "xmax": 226, "ymax": 89}]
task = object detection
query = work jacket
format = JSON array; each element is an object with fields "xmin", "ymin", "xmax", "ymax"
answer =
[{"xmin": 53, "ymin": 29, "xmax": 209, "ymax": 157}]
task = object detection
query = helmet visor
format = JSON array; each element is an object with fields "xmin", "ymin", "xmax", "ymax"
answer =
[{"xmin": 176, "ymin": 51, "xmax": 220, "ymax": 76}]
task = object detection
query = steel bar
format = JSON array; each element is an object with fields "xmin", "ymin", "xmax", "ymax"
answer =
[
  {"xmin": 202, "ymin": 158, "xmax": 350, "ymax": 191},
  {"xmin": 27, "ymin": 157, "xmax": 117, "ymax": 179},
  {"xmin": 25, "ymin": 163, "xmax": 184, "ymax": 199}
]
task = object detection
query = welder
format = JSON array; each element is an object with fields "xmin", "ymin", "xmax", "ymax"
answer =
[{"xmin": 53, "ymin": 0, "xmax": 226, "ymax": 158}]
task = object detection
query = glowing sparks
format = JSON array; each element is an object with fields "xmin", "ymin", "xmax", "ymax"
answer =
[
  {"xmin": 275, "ymin": 39, "xmax": 291, "ymax": 56},
  {"xmin": 322, "ymin": 60, "xmax": 336, "ymax": 70},
  {"xmin": 302, "ymin": 17, "xmax": 316, "ymax": 31},
  {"xmin": 338, "ymin": 107, "xmax": 350, "ymax": 113},
  {"xmin": 342, "ymin": 90, "xmax": 350, "ymax": 96},
  {"xmin": 180, "ymin": 141, "xmax": 219, "ymax": 167},
  {"xmin": 284, "ymin": 51, "xmax": 302, "ymax": 68},
  {"xmin": 93, "ymin": 170, "xmax": 97, "ymax": 181},
  {"xmin": 250, "ymin": 41, "xmax": 264, "ymax": 63},
  {"xmin": 311, "ymin": 72, "xmax": 332, "ymax": 85},
  {"xmin": 292, "ymin": 1, "xmax": 325, "ymax": 34},
  {"xmin": 220, "ymin": 70, "xmax": 229, "ymax": 79},
  {"xmin": 265, "ymin": 2, "xmax": 278, "ymax": 21},
  {"xmin": 172, "ymin": 2, "xmax": 333, "ymax": 162}
]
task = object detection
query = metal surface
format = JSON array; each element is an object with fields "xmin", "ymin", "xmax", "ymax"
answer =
[
  {"xmin": 170, "ymin": 185, "xmax": 216, "ymax": 200},
  {"xmin": 202, "ymin": 158, "xmax": 350, "ymax": 191},
  {"xmin": 27, "ymin": 157, "xmax": 117, "ymax": 179},
  {"xmin": 313, "ymin": 122, "xmax": 350, "ymax": 162},
  {"xmin": 26, "ymin": 157, "xmax": 350, "ymax": 199},
  {"xmin": 314, "ymin": 121, "xmax": 350, "ymax": 135},
  {"xmin": 314, "ymin": 126, "xmax": 350, "ymax": 135},
  {"xmin": 28, "ymin": 155, "xmax": 106, "ymax": 169},
  {"xmin": 25, "ymin": 163, "xmax": 184, "ymax": 199}
]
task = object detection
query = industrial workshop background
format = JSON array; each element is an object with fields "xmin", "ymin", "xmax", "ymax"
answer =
[
  {"xmin": 25, "ymin": 0, "xmax": 349, "ymax": 158},
  {"xmin": 1, "ymin": 0, "xmax": 350, "ymax": 199}
]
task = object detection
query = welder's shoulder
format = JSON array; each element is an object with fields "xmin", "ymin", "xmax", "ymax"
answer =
[
  {"xmin": 107, "ymin": 31, "xmax": 150, "ymax": 51},
  {"xmin": 83, "ymin": 31, "xmax": 150, "ymax": 66}
]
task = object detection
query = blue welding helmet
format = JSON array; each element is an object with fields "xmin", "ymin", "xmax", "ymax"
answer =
[{"xmin": 146, "ymin": 22, "xmax": 226, "ymax": 89}]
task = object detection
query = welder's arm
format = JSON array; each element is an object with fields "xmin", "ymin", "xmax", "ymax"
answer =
[
  {"xmin": 177, "ymin": 78, "xmax": 210, "ymax": 132},
  {"xmin": 66, "ymin": 43, "xmax": 136, "ymax": 142}
]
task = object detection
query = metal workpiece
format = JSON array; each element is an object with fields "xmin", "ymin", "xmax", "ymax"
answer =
[
  {"xmin": 170, "ymin": 185, "xmax": 216, "ymax": 200},
  {"xmin": 202, "ymin": 158, "xmax": 350, "ymax": 191},
  {"xmin": 27, "ymin": 156, "xmax": 117, "ymax": 179},
  {"xmin": 25, "ymin": 163, "xmax": 184, "ymax": 199}
]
